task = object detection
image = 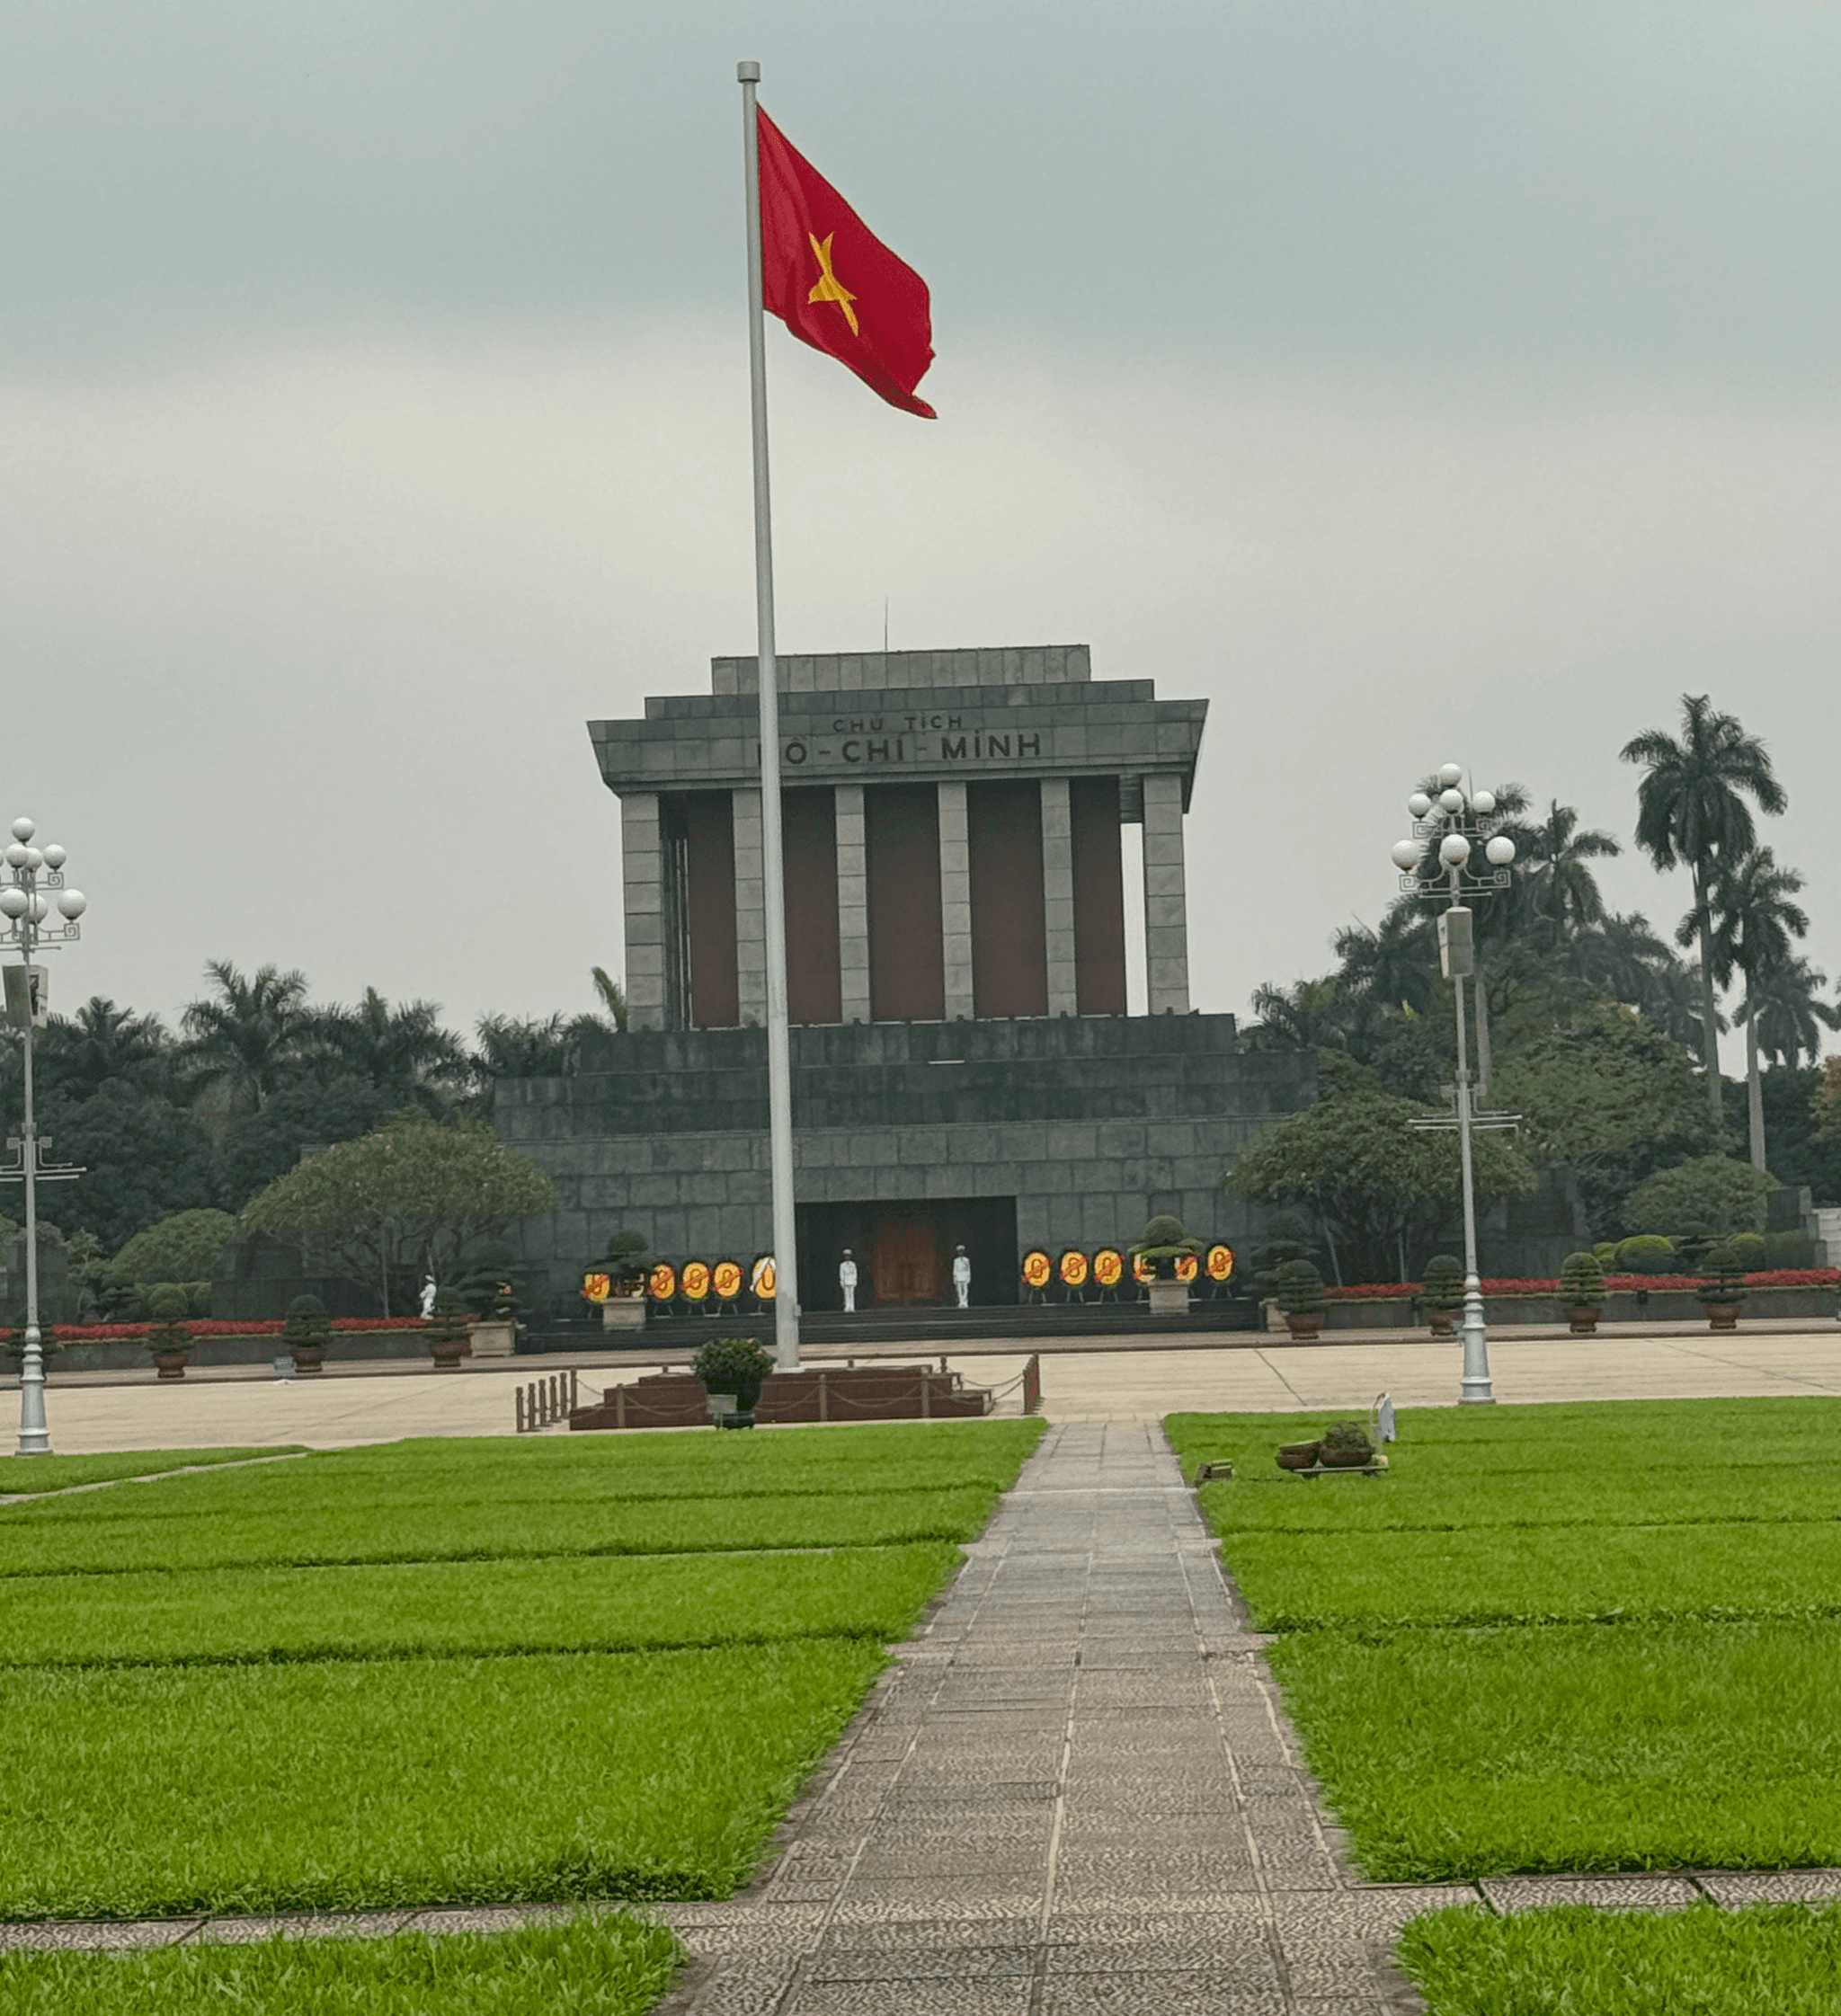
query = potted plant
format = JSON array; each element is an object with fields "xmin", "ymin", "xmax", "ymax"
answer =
[
  {"xmin": 1317, "ymin": 1420, "xmax": 1376, "ymax": 1469},
  {"xmin": 1133, "ymin": 1215, "xmax": 1201, "ymax": 1317},
  {"xmin": 1557, "ymin": 1250, "xmax": 1607, "ymax": 1337},
  {"xmin": 600, "ymin": 1231, "xmax": 652, "ymax": 1333},
  {"xmin": 423, "ymin": 1286, "xmax": 473, "ymax": 1370},
  {"xmin": 690, "ymin": 1335, "xmax": 775, "ymax": 1427},
  {"xmin": 282, "ymin": 1292, "xmax": 332, "ymax": 1375},
  {"xmin": 1272, "ymin": 1257, "xmax": 1328, "ymax": 1341},
  {"xmin": 459, "ymin": 1270, "xmax": 520, "ymax": 1358},
  {"xmin": 145, "ymin": 1282, "xmax": 193, "ymax": 1380},
  {"xmin": 1696, "ymin": 1239, "xmax": 1748, "ymax": 1333},
  {"xmin": 1419, "ymin": 1254, "xmax": 1463, "ymax": 1337}
]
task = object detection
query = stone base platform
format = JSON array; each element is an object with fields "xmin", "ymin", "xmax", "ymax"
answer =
[{"xmin": 567, "ymin": 1363, "xmax": 998, "ymax": 1431}]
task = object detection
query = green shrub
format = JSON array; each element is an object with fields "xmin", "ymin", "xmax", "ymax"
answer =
[
  {"xmin": 1272, "ymin": 1258, "xmax": 1327, "ymax": 1315},
  {"xmin": 1421, "ymin": 1255, "xmax": 1464, "ymax": 1311},
  {"xmin": 1320, "ymin": 1420, "xmax": 1374, "ymax": 1460},
  {"xmin": 1614, "ymin": 1235, "xmax": 1676, "ymax": 1275},
  {"xmin": 1765, "ymin": 1229, "xmax": 1816, "ymax": 1268},
  {"xmin": 107, "ymin": 1210, "xmax": 239, "ymax": 1294},
  {"xmin": 1558, "ymin": 1251, "xmax": 1607, "ymax": 1305},
  {"xmin": 1133, "ymin": 1214, "xmax": 1200, "ymax": 1279},
  {"xmin": 600, "ymin": 1229, "xmax": 653, "ymax": 1290},
  {"xmin": 690, "ymin": 1336, "xmax": 775, "ymax": 1410},
  {"xmin": 1624, "ymin": 1154, "xmax": 1775, "ymax": 1239},
  {"xmin": 1728, "ymin": 1232, "xmax": 1768, "ymax": 1271},
  {"xmin": 1592, "ymin": 1241, "xmax": 1619, "ymax": 1265}
]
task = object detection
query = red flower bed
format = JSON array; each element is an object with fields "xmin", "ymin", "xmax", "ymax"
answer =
[
  {"xmin": 1322, "ymin": 1268, "xmax": 1840, "ymax": 1301},
  {"xmin": 47, "ymin": 1316, "xmax": 434, "ymax": 1342}
]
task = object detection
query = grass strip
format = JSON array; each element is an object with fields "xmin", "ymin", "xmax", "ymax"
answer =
[
  {"xmin": 1399, "ymin": 1900, "xmax": 1841, "ymax": 2016},
  {"xmin": 0, "ymin": 1541, "xmax": 960, "ymax": 1667},
  {"xmin": 0, "ymin": 1912, "xmax": 680, "ymax": 2015},
  {"xmin": 1267, "ymin": 1621, "xmax": 1841, "ymax": 1879},
  {"xmin": 0, "ymin": 1483, "xmax": 1001, "ymax": 1576},
  {"xmin": 0, "ymin": 1641, "xmax": 885, "ymax": 1919},
  {"xmin": 0, "ymin": 1449, "xmax": 304, "ymax": 1497},
  {"xmin": 1219, "ymin": 1520, "xmax": 1841, "ymax": 1630}
]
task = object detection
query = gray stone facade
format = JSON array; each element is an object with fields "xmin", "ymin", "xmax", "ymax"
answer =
[{"xmin": 499, "ymin": 1017, "xmax": 1316, "ymax": 1310}]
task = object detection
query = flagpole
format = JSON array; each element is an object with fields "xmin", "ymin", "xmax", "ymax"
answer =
[{"xmin": 738, "ymin": 59, "xmax": 802, "ymax": 1372}]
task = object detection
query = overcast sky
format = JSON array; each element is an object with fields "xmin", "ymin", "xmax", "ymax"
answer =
[{"xmin": 7, "ymin": 2, "xmax": 1839, "ymax": 1060}]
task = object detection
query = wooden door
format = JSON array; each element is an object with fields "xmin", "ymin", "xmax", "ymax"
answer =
[{"xmin": 872, "ymin": 1216, "xmax": 944, "ymax": 1305}]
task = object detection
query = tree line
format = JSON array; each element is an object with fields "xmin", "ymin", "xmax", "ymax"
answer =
[
  {"xmin": 1234, "ymin": 695, "xmax": 1841, "ymax": 1277},
  {"xmin": 0, "ymin": 963, "xmax": 627, "ymax": 1258}
]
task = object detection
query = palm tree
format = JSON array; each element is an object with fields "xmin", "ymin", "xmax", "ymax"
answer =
[
  {"xmin": 1332, "ymin": 907, "xmax": 1440, "ymax": 1018},
  {"xmin": 1519, "ymin": 801, "xmax": 1620, "ymax": 940},
  {"xmin": 1621, "ymin": 695, "xmax": 1787, "ymax": 1118},
  {"xmin": 179, "ymin": 961, "xmax": 314, "ymax": 1114},
  {"xmin": 1707, "ymin": 848, "xmax": 1810, "ymax": 1168},
  {"xmin": 590, "ymin": 967, "xmax": 628, "ymax": 1033},
  {"xmin": 35, "ymin": 997, "xmax": 174, "ymax": 1103},
  {"xmin": 1248, "ymin": 977, "xmax": 1360, "ymax": 1053},
  {"xmin": 312, "ymin": 988, "xmax": 468, "ymax": 1105},
  {"xmin": 1737, "ymin": 955, "xmax": 1839, "ymax": 1073},
  {"xmin": 1569, "ymin": 911, "xmax": 1712, "ymax": 1052}
]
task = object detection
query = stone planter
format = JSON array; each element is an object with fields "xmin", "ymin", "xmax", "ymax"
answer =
[
  {"xmin": 1147, "ymin": 1279, "xmax": 1190, "ymax": 1317},
  {"xmin": 290, "ymin": 1345, "xmax": 325, "ymax": 1376},
  {"xmin": 1701, "ymin": 1301, "xmax": 1744, "ymax": 1333},
  {"xmin": 1427, "ymin": 1310, "xmax": 1456, "ymax": 1337},
  {"xmin": 1282, "ymin": 1311, "xmax": 1325, "ymax": 1342},
  {"xmin": 1318, "ymin": 1443, "xmax": 1374, "ymax": 1468},
  {"xmin": 151, "ymin": 1350, "xmax": 190, "ymax": 1381},
  {"xmin": 601, "ymin": 1296, "xmax": 646, "ymax": 1333},
  {"xmin": 467, "ymin": 1319, "xmax": 517, "ymax": 1359},
  {"xmin": 1276, "ymin": 1441, "xmax": 1321, "ymax": 1470},
  {"xmin": 1564, "ymin": 1305, "xmax": 1601, "ymax": 1337},
  {"xmin": 429, "ymin": 1337, "xmax": 469, "ymax": 1371},
  {"xmin": 705, "ymin": 1390, "xmax": 737, "ymax": 1422}
]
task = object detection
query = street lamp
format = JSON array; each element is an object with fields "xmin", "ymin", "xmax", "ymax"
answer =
[
  {"xmin": 1, "ymin": 817, "xmax": 87, "ymax": 1456},
  {"xmin": 1390, "ymin": 768, "xmax": 1516, "ymax": 1406}
]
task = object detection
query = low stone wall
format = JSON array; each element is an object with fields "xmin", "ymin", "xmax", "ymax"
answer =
[
  {"xmin": 1321, "ymin": 1285, "xmax": 1839, "ymax": 1330},
  {"xmin": 38, "ymin": 1330, "xmax": 435, "ymax": 1374}
]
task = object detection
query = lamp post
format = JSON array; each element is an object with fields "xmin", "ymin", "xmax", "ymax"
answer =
[
  {"xmin": 1, "ymin": 817, "xmax": 87, "ymax": 1456},
  {"xmin": 1390, "ymin": 767, "xmax": 1516, "ymax": 1406}
]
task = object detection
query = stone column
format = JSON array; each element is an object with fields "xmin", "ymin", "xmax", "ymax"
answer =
[
  {"xmin": 1141, "ymin": 771, "xmax": 1191, "ymax": 1015},
  {"xmin": 938, "ymin": 780, "xmax": 974, "ymax": 1021},
  {"xmin": 621, "ymin": 791, "xmax": 666, "ymax": 1032},
  {"xmin": 731, "ymin": 787, "xmax": 767, "ymax": 1026},
  {"xmin": 835, "ymin": 785, "xmax": 871, "ymax": 1023},
  {"xmin": 1040, "ymin": 778, "xmax": 1079, "ymax": 1016}
]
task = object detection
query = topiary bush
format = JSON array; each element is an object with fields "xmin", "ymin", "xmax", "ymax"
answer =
[
  {"xmin": 1765, "ymin": 1229, "xmax": 1816, "ymax": 1268},
  {"xmin": 282, "ymin": 1293, "xmax": 332, "ymax": 1355},
  {"xmin": 1698, "ymin": 1239, "xmax": 1749, "ymax": 1304},
  {"xmin": 1319, "ymin": 1419, "xmax": 1374, "ymax": 1461},
  {"xmin": 144, "ymin": 1283, "xmax": 192, "ymax": 1356},
  {"xmin": 422, "ymin": 1287, "xmax": 472, "ymax": 1345},
  {"xmin": 1559, "ymin": 1250, "xmax": 1607, "ymax": 1306},
  {"xmin": 1272, "ymin": 1258, "xmax": 1327, "ymax": 1315},
  {"xmin": 1133, "ymin": 1215, "xmax": 1201, "ymax": 1280},
  {"xmin": 690, "ymin": 1337, "xmax": 775, "ymax": 1411},
  {"xmin": 1614, "ymin": 1234, "xmax": 1676, "ymax": 1275},
  {"xmin": 1623, "ymin": 1153, "xmax": 1775, "ymax": 1239},
  {"xmin": 1421, "ymin": 1255, "xmax": 1464, "ymax": 1311},
  {"xmin": 1728, "ymin": 1232, "xmax": 1769, "ymax": 1272}
]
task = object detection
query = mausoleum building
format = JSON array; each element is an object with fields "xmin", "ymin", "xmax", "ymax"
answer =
[{"xmin": 496, "ymin": 646, "xmax": 1315, "ymax": 1314}]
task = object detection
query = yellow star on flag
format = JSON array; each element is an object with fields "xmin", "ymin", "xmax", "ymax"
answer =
[{"xmin": 806, "ymin": 233, "xmax": 859, "ymax": 336}]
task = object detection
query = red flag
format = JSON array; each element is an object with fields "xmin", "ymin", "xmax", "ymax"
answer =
[{"xmin": 756, "ymin": 109, "xmax": 936, "ymax": 419}]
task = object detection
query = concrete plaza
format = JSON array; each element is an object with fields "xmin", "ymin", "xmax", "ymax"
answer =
[{"xmin": 7, "ymin": 1324, "xmax": 1839, "ymax": 1455}]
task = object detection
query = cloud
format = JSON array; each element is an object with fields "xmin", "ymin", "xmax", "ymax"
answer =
[{"xmin": 7, "ymin": 316, "xmax": 1838, "ymax": 1055}]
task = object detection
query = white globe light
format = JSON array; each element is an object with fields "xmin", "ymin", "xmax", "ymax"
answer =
[
  {"xmin": 10, "ymin": 817, "xmax": 34, "ymax": 842},
  {"xmin": 1438, "ymin": 788, "xmax": 1465, "ymax": 814},
  {"xmin": 26, "ymin": 893, "xmax": 48, "ymax": 923},
  {"xmin": 1437, "ymin": 763, "xmax": 1463, "ymax": 788},
  {"xmin": 41, "ymin": 844, "xmax": 67, "ymax": 870},
  {"xmin": 4, "ymin": 843, "xmax": 28, "ymax": 869},
  {"xmin": 1486, "ymin": 835, "xmax": 1516, "ymax": 866},
  {"xmin": 22, "ymin": 847, "xmax": 41, "ymax": 871},
  {"xmin": 0, "ymin": 887, "xmax": 26, "ymax": 919},
  {"xmin": 1439, "ymin": 833, "xmax": 1472, "ymax": 868},
  {"xmin": 1406, "ymin": 792, "xmax": 1433, "ymax": 819},
  {"xmin": 1471, "ymin": 790, "xmax": 1496, "ymax": 817},
  {"xmin": 1391, "ymin": 840, "xmax": 1421, "ymax": 871},
  {"xmin": 57, "ymin": 889, "xmax": 87, "ymax": 919}
]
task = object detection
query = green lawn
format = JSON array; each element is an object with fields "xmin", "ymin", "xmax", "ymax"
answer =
[
  {"xmin": 1400, "ymin": 1902, "xmax": 1841, "ymax": 2016},
  {"xmin": 1167, "ymin": 1400, "xmax": 1841, "ymax": 1879},
  {"xmin": 0, "ymin": 1914, "xmax": 680, "ymax": 2015},
  {"xmin": 0, "ymin": 1417, "xmax": 1042, "ymax": 1923},
  {"xmin": 0, "ymin": 1448, "xmax": 305, "ymax": 1496}
]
